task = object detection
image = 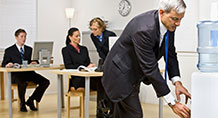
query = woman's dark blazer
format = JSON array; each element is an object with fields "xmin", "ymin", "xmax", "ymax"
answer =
[
  {"xmin": 90, "ymin": 30, "xmax": 116, "ymax": 60},
  {"xmin": 62, "ymin": 44, "xmax": 91, "ymax": 89},
  {"xmin": 62, "ymin": 44, "xmax": 90, "ymax": 69}
]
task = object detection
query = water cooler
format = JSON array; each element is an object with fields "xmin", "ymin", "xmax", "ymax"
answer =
[
  {"xmin": 197, "ymin": 21, "xmax": 218, "ymax": 71},
  {"xmin": 192, "ymin": 21, "xmax": 218, "ymax": 118}
]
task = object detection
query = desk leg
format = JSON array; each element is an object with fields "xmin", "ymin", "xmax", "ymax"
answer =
[
  {"xmin": 57, "ymin": 74, "xmax": 63, "ymax": 118},
  {"xmin": 8, "ymin": 72, "xmax": 12, "ymax": 118},
  {"xmin": 60, "ymin": 78, "xmax": 64, "ymax": 108},
  {"xmin": 85, "ymin": 76, "xmax": 90, "ymax": 118},
  {"xmin": 159, "ymin": 98, "xmax": 163, "ymax": 118},
  {"xmin": 1, "ymin": 72, "xmax": 5, "ymax": 100},
  {"xmin": 159, "ymin": 71, "xmax": 164, "ymax": 118}
]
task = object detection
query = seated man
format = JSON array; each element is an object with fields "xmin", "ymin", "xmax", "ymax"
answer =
[{"xmin": 1, "ymin": 29, "xmax": 50, "ymax": 112}]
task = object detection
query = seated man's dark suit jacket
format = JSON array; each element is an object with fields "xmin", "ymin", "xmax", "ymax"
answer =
[
  {"xmin": 90, "ymin": 30, "xmax": 116, "ymax": 60},
  {"xmin": 1, "ymin": 44, "xmax": 49, "ymax": 102},
  {"xmin": 102, "ymin": 10, "xmax": 180, "ymax": 102},
  {"xmin": 2, "ymin": 44, "xmax": 32, "ymax": 67}
]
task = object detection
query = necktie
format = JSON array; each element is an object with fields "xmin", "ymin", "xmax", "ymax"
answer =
[
  {"xmin": 164, "ymin": 31, "xmax": 169, "ymax": 83},
  {"xmin": 20, "ymin": 47, "xmax": 24, "ymax": 61}
]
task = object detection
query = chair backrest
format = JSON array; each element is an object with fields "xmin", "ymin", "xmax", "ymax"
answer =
[
  {"xmin": 67, "ymin": 75, "xmax": 84, "ymax": 92},
  {"xmin": 12, "ymin": 82, "xmax": 37, "ymax": 89},
  {"xmin": 0, "ymin": 49, "xmax": 5, "ymax": 65}
]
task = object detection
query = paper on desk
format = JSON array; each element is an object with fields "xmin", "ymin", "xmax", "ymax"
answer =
[{"xmin": 61, "ymin": 69, "xmax": 79, "ymax": 72}]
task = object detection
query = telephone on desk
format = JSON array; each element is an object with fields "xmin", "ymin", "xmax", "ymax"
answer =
[
  {"xmin": 12, "ymin": 63, "xmax": 21, "ymax": 68},
  {"xmin": 8, "ymin": 63, "xmax": 40, "ymax": 69}
]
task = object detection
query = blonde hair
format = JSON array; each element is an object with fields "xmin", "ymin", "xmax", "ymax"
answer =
[{"xmin": 89, "ymin": 17, "xmax": 106, "ymax": 31}]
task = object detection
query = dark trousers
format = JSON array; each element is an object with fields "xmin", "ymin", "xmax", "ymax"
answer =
[
  {"xmin": 113, "ymin": 86, "xmax": 143, "ymax": 118},
  {"xmin": 12, "ymin": 71, "xmax": 50, "ymax": 104}
]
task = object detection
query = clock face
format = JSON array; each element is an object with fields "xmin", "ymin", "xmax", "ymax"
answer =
[{"xmin": 118, "ymin": 0, "xmax": 131, "ymax": 17}]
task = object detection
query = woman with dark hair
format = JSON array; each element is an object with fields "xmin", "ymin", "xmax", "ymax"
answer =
[
  {"xmin": 89, "ymin": 17, "xmax": 117, "ymax": 61},
  {"xmin": 65, "ymin": 27, "xmax": 78, "ymax": 46},
  {"xmin": 62, "ymin": 27, "xmax": 108, "ymax": 118},
  {"xmin": 63, "ymin": 27, "xmax": 96, "ymax": 72},
  {"xmin": 62, "ymin": 27, "xmax": 97, "ymax": 90}
]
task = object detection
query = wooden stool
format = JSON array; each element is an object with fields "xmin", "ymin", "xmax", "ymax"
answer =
[
  {"xmin": 66, "ymin": 76, "xmax": 97, "ymax": 118},
  {"xmin": 11, "ymin": 81, "xmax": 39, "ymax": 111}
]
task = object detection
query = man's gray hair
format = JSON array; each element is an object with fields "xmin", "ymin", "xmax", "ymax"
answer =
[{"xmin": 159, "ymin": 0, "xmax": 186, "ymax": 13}]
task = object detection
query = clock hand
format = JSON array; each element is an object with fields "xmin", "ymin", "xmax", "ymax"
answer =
[{"xmin": 122, "ymin": 3, "xmax": 125, "ymax": 11}]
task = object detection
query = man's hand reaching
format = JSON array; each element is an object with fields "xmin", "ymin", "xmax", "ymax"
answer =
[
  {"xmin": 175, "ymin": 81, "xmax": 191, "ymax": 104},
  {"xmin": 170, "ymin": 102, "xmax": 191, "ymax": 118}
]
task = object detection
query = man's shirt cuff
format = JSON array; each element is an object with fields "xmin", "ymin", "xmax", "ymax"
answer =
[
  {"xmin": 163, "ymin": 92, "xmax": 176, "ymax": 105},
  {"xmin": 171, "ymin": 76, "xmax": 181, "ymax": 85}
]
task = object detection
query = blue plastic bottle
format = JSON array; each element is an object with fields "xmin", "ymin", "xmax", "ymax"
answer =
[{"xmin": 197, "ymin": 21, "xmax": 218, "ymax": 72}]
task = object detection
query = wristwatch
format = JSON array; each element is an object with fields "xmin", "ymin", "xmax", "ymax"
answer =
[{"xmin": 168, "ymin": 99, "xmax": 177, "ymax": 107}]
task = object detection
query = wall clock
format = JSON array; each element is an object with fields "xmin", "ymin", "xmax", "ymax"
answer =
[{"xmin": 118, "ymin": 0, "xmax": 131, "ymax": 17}]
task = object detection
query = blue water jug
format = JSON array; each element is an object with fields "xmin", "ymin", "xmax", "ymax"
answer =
[{"xmin": 197, "ymin": 21, "xmax": 218, "ymax": 72}]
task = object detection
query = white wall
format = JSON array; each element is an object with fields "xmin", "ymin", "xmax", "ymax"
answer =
[
  {"xmin": 71, "ymin": 0, "xmax": 159, "ymax": 31},
  {"xmin": 175, "ymin": 0, "xmax": 199, "ymax": 51},
  {"xmin": 0, "ymin": 0, "xmax": 37, "ymax": 49},
  {"xmin": 71, "ymin": 0, "xmax": 199, "ymax": 52},
  {"xmin": 36, "ymin": 0, "xmax": 72, "ymax": 94},
  {"xmin": 37, "ymin": 0, "xmax": 71, "ymax": 64},
  {"xmin": 199, "ymin": 0, "xmax": 218, "ymax": 21}
]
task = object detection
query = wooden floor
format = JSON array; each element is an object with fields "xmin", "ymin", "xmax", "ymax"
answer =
[{"xmin": 0, "ymin": 94, "xmax": 178, "ymax": 118}]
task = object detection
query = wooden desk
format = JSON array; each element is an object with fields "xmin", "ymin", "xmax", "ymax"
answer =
[
  {"xmin": 0, "ymin": 65, "xmax": 64, "ymax": 118},
  {"xmin": 50, "ymin": 70, "xmax": 103, "ymax": 118}
]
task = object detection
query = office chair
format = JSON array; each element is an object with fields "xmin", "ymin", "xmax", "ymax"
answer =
[{"xmin": 66, "ymin": 75, "xmax": 97, "ymax": 118}]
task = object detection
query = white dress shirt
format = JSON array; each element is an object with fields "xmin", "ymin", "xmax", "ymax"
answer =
[{"xmin": 16, "ymin": 43, "xmax": 24, "ymax": 53}]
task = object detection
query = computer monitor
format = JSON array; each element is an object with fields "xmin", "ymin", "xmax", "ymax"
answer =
[{"xmin": 32, "ymin": 41, "xmax": 53, "ymax": 66}]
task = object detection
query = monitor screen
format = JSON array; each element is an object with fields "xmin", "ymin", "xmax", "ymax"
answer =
[{"xmin": 32, "ymin": 41, "xmax": 53, "ymax": 60}]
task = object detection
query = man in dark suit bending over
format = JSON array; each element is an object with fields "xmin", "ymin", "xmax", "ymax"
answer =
[
  {"xmin": 102, "ymin": 0, "xmax": 191, "ymax": 118},
  {"xmin": 2, "ymin": 29, "xmax": 50, "ymax": 112}
]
